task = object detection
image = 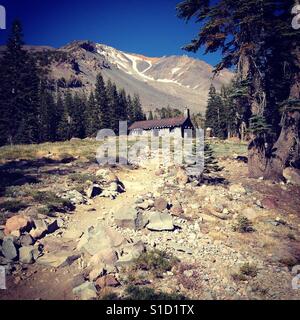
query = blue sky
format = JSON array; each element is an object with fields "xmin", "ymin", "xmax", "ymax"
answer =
[{"xmin": 0, "ymin": 0, "xmax": 222, "ymax": 66}]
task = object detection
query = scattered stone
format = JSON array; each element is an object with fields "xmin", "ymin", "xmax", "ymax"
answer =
[
  {"xmin": 73, "ymin": 281, "xmax": 97, "ymax": 300},
  {"xmin": 77, "ymin": 223, "xmax": 126, "ymax": 256},
  {"xmin": 147, "ymin": 212, "xmax": 174, "ymax": 231},
  {"xmin": 183, "ymin": 270, "xmax": 194, "ymax": 277},
  {"xmin": 114, "ymin": 207, "xmax": 138, "ymax": 230},
  {"xmin": 283, "ymin": 167, "xmax": 300, "ymax": 186},
  {"xmin": 4, "ymin": 215, "xmax": 32, "ymax": 236},
  {"xmin": 30, "ymin": 218, "xmax": 48, "ymax": 239},
  {"xmin": 154, "ymin": 198, "xmax": 168, "ymax": 211},
  {"xmin": 116, "ymin": 241, "xmax": 145, "ymax": 266},
  {"xmin": 19, "ymin": 246, "xmax": 35, "ymax": 264},
  {"xmin": 20, "ymin": 234, "xmax": 34, "ymax": 246},
  {"xmin": 86, "ymin": 184, "xmax": 102, "ymax": 198},
  {"xmin": 2, "ymin": 237, "xmax": 18, "ymax": 260},
  {"xmin": 170, "ymin": 203, "xmax": 184, "ymax": 216},
  {"xmin": 95, "ymin": 275, "xmax": 120, "ymax": 289},
  {"xmin": 60, "ymin": 190, "xmax": 87, "ymax": 205},
  {"xmin": 89, "ymin": 264, "xmax": 105, "ymax": 281},
  {"xmin": 261, "ymin": 197, "xmax": 278, "ymax": 210},
  {"xmin": 176, "ymin": 167, "xmax": 189, "ymax": 185},
  {"xmin": 37, "ymin": 251, "xmax": 80, "ymax": 268}
]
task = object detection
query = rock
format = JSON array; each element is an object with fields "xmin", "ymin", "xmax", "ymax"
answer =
[
  {"xmin": 86, "ymin": 184, "xmax": 102, "ymax": 198},
  {"xmin": 60, "ymin": 190, "xmax": 86, "ymax": 205},
  {"xmin": 176, "ymin": 167, "xmax": 189, "ymax": 185},
  {"xmin": 20, "ymin": 234, "xmax": 34, "ymax": 246},
  {"xmin": 242, "ymin": 207, "xmax": 260, "ymax": 220},
  {"xmin": 30, "ymin": 218, "xmax": 48, "ymax": 239},
  {"xmin": 116, "ymin": 241, "xmax": 145, "ymax": 266},
  {"xmin": 229, "ymin": 184, "xmax": 246, "ymax": 194},
  {"xmin": 183, "ymin": 270, "xmax": 194, "ymax": 277},
  {"xmin": 283, "ymin": 167, "xmax": 300, "ymax": 186},
  {"xmin": 261, "ymin": 197, "xmax": 278, "ymax": 210},
  {"xmin": 170, "ymin": 203, "xmax": 184, "ymax": 216},
  {"xmin": 154, "ymin": 198, "xmax": 168, "ymax": 211},
  {"xmin": 89, "ymin": 248, "xmax": 118, "ymax": 266},
  {"xmin": 37, "ymin": 251, "xmax": 80, "ymax": 268},
  {"xmin": 89, "ymin": 264, "xmax": 105, "ymax": 281},
  {"xmin": 96, "ymin": 169, "xmax": 119, "ymax": 183},
  {"xmin": 73, "ymin": 282, "xmax": 97, "ymax": 300},
  {"xmin": 147, "ymin": 212, "xmax": 174, "ymax": 231},
  {"xmin": 114, "ymin": 207, "xmax": 138, "ymax": 230},
  {"xmin": 2, "ymin": 237, "xmax": 18, "ymax": 260},
  {"xmin": 136, "ymin": 201, "xmax": 150, "ymax": 210},
  {"xmin": 95, "ymin": 275, "xmax": 120, "ymax": 289},
  {"xmin": 77, "ymin": 223, "xmax": 126, "ymax": 256},
  {"xmin": 4, "ymin": 215, "xmax": 32, "ymax": 236},
  {"xmin": 19, "ymin": 246, "xmax": 35, "ymax": 264}
]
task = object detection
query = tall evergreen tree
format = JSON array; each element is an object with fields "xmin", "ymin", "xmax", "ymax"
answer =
[
  {"xmin": 95, "ymin": 73, "xmax": 110, "ymax": 129},
  {"xmin": 84, "ymin": 91, "xmax": 100, "ymax": 136},
  {"xmin": 0, "ymin": 20, "xmax": 40, "ymax": 145},
  {"xmin": 177, "ymin": 0, "xmax": 300, "ymax": 180},
  {"xmin": 205, "ymin": 85, "xmax": 226, "ymax": 139},
  {"xmin": 132, "ymin": 93, "xmax": 144, "ymax": 121},
  {"xmin": 70, "ymin": 93, "xmax": 86, "ymax": 138},
  {"xmin": 106, "ymin": 80, "xmax": 119, "ymax": 132},
  {"xmin": 127, "ymin": 94, "xmax": 134, "ymax": 124}
]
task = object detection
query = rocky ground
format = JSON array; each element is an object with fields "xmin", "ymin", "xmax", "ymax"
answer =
[{"xmin": 0, "ymin": 143, "xmax": 300, "ymax": 300}]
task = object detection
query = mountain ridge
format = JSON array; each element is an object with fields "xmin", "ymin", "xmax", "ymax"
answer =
[{"xmin": 0, "ymin": 40, "xmax": 234, "ymax": 114}]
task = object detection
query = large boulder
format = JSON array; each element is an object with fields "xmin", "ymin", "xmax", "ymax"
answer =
[
  {"xmin": 283, "ymin": 167, "xmax": 300, "ymax": 186},
  {"xmin": 59, "ymin": 190, "xmax": 87, "ymax": 205},
  {"xmin": 37, "ymin": 251, "xmax": 80, "ymax": 268},
  {"xmin": 4, "ymin": 215, "xmax": 32, "ymax": 236},
  {"xmin": 77, "ymin": 223, "xmax": 126, "ymax": 256},
  {"xmin": 116, "ymin": 241, "xmax": 145, "ymax": 266},
  {"xmin": 147, "ymin": 212, "xmax": 174, "ymax": 231},
  {"xmin": 1, "ymin": 236, "xmax": 18, "ymax": 260},
  {"xmin": 114, "ymin": 207, "xmax": 138, "ymax": 230},
  {"xmin": 73, "ymin": 281, "xmax": 97, "ymax": 300},
  {"xmin": 19, "ymin": 246, "xmax": 35, "ymax": 264}
]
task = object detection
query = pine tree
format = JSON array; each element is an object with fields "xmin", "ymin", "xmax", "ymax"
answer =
[
  {"xmin": 39, "ymin": 86, "xmax": 57, "ymax": 142},
  {"xmin": 132, "ymin": 94, "xmax": 144, "ymax": 121},
  {"xmin": 203, "ymin": 143, "xmax": 223, "ymax": 174},
  {"xmin": 177, "ymin": 0, "xmax": 300, "ymax": 180},
  {"xmin": 106, "ymin": 80, "xmax": 119, "ymax": 132},
  {"xmin": 56, "ymin": 91, "xmax": 69, "ymax": 141},
  {"xmin": 70, "ymin": 93, "xmax": 86, "ymax": 138},
  {"xmin": 84, "ymin": 91, "xmax": 100, "ymax": 137},
  {"xmin": 117, "ymin": 88, "xmax": 128, "ymax": 122},
  {"xmin": 127, "ymin": 94, "xmax": 134, "ymax": 124},
  {"xmin": 148, "ymin": 111, "xmax": 154, "ymax": 120},
  {"xmin": 205, "ymin": 85, "xmax": 226, "ymax": 139},
  {"xmin": 0, "ymin": 20, "xmax": 40, "ymax": 145},
  {"xmin": 95, "ymin": 73, "xmax": 110, "ymax": 129}
]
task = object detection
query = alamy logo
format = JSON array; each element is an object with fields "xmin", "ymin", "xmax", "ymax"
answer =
[
  {"xmin": 0, "ymin": 266, "xmax": 6, "ymax": 290},
  {"xmin": 0, "ymin": 5, "xmax": 5, "ymax": 30},
  {"xmin": 292, "ymin": 5, "xmax": 300, "ymax": 30}
]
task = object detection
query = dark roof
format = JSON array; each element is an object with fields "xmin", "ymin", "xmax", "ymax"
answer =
[{"xmin": 129, "ymin": 116, "xmax": 187, "ymax": 130}]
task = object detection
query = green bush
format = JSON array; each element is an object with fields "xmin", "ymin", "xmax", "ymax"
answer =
[
  {"xmin": 125, "ymin": 285, "xmax": 187, "ymax": 300},
  {"xmin": 133, "ymin": 250, "xmax": 179, "ymax": 277},
  {"xmin": 0, "ymin": 200, "xmax": 28, "ymax": 213},
  {"xmin": 232, "ymin": 216, "xmax": 254, "ymax": 233}
]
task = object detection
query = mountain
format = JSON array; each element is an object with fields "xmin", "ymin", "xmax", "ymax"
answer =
[{"xmin": 1, "ymin": 40, "xmax": 234, "ymax": 114}]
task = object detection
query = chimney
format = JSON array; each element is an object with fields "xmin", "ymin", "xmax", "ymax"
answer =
[{"xmin": 184, "ymin": 108, "xmax": 190, "ymax": 119}]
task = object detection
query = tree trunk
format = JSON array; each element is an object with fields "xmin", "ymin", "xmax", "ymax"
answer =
[{"xmin": 248, "ymin": 52, "xmax": 300, "ymax": 181}]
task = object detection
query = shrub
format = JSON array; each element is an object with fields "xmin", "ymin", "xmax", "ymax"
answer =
[
  {"xmin": 232, "ymin": 263, "xmax": 258, "ymax": 281},
  {"xmin": 125, "ymin": 285, "xmax": 187, "ymax": 300},
  {"xmin": 0, "ymin": 200, "xmax": 28, "ymax": 213},
  {"xmin": 133, "ymin": 250, "xmax": 179, "ymax": 278},
  {"xmin": 232, "ymin": 216, "xmax": 254, "ymax": 233}
]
